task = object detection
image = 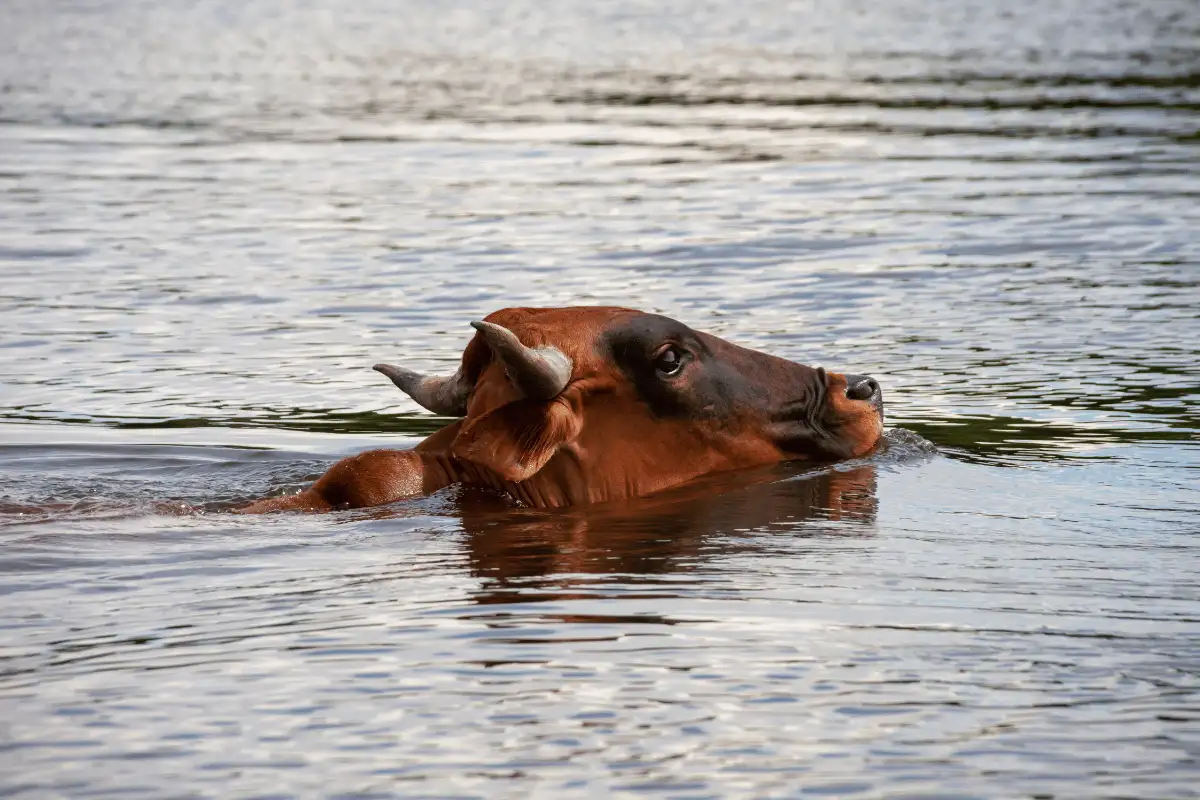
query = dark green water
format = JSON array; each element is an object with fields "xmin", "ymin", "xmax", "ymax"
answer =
[{"xmin": 1, "ymin": 0, "xmax": 1197, "ymax": 796}]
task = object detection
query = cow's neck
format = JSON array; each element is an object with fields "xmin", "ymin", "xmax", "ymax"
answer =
[{"xmin": 450, "ymin": 456, "xmax": 584, "ymax": 509}]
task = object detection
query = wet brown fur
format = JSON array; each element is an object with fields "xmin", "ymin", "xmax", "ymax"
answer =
[{"xmin": 237, "ymin": 307, "xmax": 883, "ymax": 514}]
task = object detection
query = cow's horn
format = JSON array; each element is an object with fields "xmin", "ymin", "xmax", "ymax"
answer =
[
  {"xmin": 373, "ymin": 364, "xmax": 470, "ymax": 416},
  {"xmin": 469, "ymin": 320, "xmax": 572, "ymax": 400}
]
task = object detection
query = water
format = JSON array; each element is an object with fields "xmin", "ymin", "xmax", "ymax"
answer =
[{"xmin": 1, "ymin": 0, "xmax": 1198, "ymax": 795}]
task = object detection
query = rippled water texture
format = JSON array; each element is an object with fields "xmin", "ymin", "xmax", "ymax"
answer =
[{"xmin": 2, "ymin": 0, "xmax": 1198, "ymax": 796}]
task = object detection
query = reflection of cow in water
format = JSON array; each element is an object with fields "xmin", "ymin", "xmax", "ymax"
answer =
[
  {"xmin": 241, "ymin": 307, "xmax": 883, "ymax": 514},
  {"xmin": 452, "ymin": 464, "xmax": 878, "ymax": 605}
]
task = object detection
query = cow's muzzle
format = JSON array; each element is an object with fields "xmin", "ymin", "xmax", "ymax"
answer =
[{"xmin": 844, "ymin": 374, "xmax": 882, "ymax": 405}]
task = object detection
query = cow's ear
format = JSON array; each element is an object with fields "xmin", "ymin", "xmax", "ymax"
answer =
[{"xmin": 451, "ymin": 398, "xmax": 581, "ymax": 482}]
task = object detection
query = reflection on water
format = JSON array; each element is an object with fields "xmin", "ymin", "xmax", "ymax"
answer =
[
  {"xmin": 1, "ymin": 0, "xmax": 1198, "ymax": 795},
  {"xmin": 460, "ymin": 465, "xmax": 878, "ymax": 604}
]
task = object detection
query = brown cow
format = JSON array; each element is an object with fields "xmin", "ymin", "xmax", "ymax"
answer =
[{"xmin": 237, "ymin": 306, "xmax": 883, "ymax": 513}]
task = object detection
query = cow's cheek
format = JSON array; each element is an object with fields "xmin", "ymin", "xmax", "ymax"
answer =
[{"xmin": 843, "ymin": 409, "xmax": 884, "ymax": 457}]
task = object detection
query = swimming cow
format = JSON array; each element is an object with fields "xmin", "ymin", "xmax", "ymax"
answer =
[{"xmin": 238, "ymin": 307, "xmax": 883, "ymax": 513}]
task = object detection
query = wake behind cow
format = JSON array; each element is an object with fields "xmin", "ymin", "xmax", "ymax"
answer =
[{"xmin": 238, "ymin": 306, "xmax": 884, "ymax": 513}]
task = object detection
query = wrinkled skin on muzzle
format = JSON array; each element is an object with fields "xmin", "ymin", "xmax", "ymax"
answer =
[{"xmin": 237, "ymin": 307, "xmax": 884, "ymax": 513}]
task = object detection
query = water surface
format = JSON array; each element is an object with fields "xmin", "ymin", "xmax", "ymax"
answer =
[{"xmin": 1, "ymin": 0, "xmax": 1198, "ymax": 796}]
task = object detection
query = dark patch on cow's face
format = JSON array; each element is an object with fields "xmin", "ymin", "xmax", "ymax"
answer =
[{"xmin": 603, "ymin": 313, "xmax": 746, "ymax": 420}]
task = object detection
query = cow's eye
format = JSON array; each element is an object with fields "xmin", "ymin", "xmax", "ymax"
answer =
[{"xmin": 654, "ymin": 346, "xmax": 685, "ymax": 377}]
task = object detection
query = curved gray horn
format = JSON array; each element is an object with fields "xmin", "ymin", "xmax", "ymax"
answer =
[
  {"xmin": 469, "ymin": 320, "xmax": 572, "ymax": 400},
  {"xmin": 372, "ymin": 364, "xmax": 469, "ymax": 416}
]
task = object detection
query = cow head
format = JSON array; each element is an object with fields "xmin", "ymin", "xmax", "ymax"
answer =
[{"xmin": 375, "ymin": 307, "xmax": 883, "ymax": 507}]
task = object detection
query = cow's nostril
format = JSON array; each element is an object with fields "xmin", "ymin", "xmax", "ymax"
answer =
[{"xmin": 845, "ymin": 376, "xmax": 879, "ymax": 402}]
